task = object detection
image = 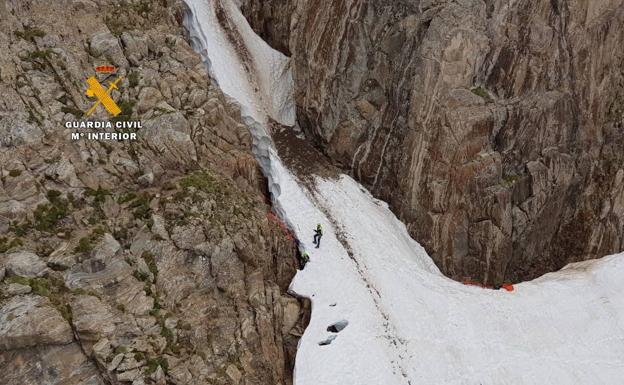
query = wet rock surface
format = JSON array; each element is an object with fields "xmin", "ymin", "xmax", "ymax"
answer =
[
  {"xmin": 243, "ymin": 0, "xmax": 624, "ymax": 285},
  {"xmin": 0, "ymin": 1, "xmax": 308, "ymax": 384}
]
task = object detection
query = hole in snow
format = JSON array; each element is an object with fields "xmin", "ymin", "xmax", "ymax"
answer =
[
  {"xmin": 329, "ymin": 302, "xmax": 337, "ymax": 307},
  {"xmin": 327, "ymin": 320, "xmax": 348, "ymax": 333},
  {"xmin": 318, "ymin": 335, "xmax": 337, "ymax": 346}
]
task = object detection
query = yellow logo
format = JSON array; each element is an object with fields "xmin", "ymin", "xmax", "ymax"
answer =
[{"xmin": 85, "ymin": 75, "xmax": 124, "ymax": 117}]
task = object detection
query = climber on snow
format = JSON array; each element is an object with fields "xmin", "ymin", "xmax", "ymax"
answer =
[{"xmin": 313, "ymin": 223, "xmax": 323, "ymax": 248}]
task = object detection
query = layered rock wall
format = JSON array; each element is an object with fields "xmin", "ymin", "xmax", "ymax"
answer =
[{"xmin": 243, "ymin": 0, "xmax": 624, "ymax": 285}]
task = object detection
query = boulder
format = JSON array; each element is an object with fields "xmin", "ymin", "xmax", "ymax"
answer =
[
  {"xmin": 70, "ymin": 295, "xmax": 116, "ymax": 345},
  {"xmin": 280, "ymin": 296, "xmax": 300, "ymax": 335},
  {"xmin": 1, "ymin": 251, "xmax": 48, "ymax": 278},
  {"xmin": 142, "ymin": 112, "xmax": 197, "ymax": 165},
  {"xmin": 93, "ymin": 233, "xmax": 121, "ymax": 260},
  {"xmin": 136, "ymin": 87, "xmax": 163, "ymax": 113},
  {"xmin": 226, "ymin": 364, "xmax": 242, "ymax": 384},
  {"xmin": 137, "ymin": 172, "xmax": 154, "ymax": 187},
  {"xmin": 0, "ymin": 343, "xmax": 106, "ymax": 385},
  {"xmin": 93, "ymin": 337, "xmax": 113, "ymax": 364},
  {"xmin": 6, "ymin": 282, "xmax": 32, "ymax": 295},
  {"xmin": 121, "ymin": 31, "xmax": 149, "ymax": 65},
  {"xmin": 107, "ymin": 352, "xmax": 125, "ymax": 372},
  {"xmin": 44, "ymin": 158, "xmax": 81, "ymax": 187},
  {"xmin": 0, "ymin": 295, "xmax": 73, "ymax": 350},
  {"xmin": 116, "ymin": 368, "xmax": 141, "ymax": 383},
  {"xmin": 88, "ymin": 31, "xmax": 128, "ymax": 67},
  {"xmin": 0, "ymin": 112, "xmax": 43, "ymax": 148},
  {"xmin": 48, "ymin": 252, "xmax": 77, "ymax": 271},
  {"xmin": 117, "ymin": 355, "xmax": 144, "ymax": 372},
  {"xmin": 150, "ymin": 214, "xmax": 169, "ymax": 240}
]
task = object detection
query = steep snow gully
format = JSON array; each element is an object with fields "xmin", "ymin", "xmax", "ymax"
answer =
[{"xmin": 183, "ymin": 1, "xmax": 624, "ymax": 384}]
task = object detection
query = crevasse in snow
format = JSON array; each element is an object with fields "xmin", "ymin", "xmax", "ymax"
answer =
[{"xmin": 183, "ymin": 1, "xmax": 624, "ymax": 384}]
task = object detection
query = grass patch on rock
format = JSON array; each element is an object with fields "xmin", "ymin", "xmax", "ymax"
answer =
[
  {"xmin": 74, "ymin": 227, "xmax": 105, "ymax": 254},
  {"xmin": 14, "ymin": 27, "xmax": 45, "ymax": 41},
  {"xmin": 84, "ymin": 187, "xmax": 111, "ymax": 205},
  {"xmin": 146, "ymin": 356, "xmax": 168, "ymax": 374},
  {"xmin": 33, "ymin": 190, "xmax": 70, "ymax": 232},
  {"xmin": 0, "ymin": 237, "xmax": 23, "ymax": 253},
  {"xmin": 471, "ymin": 86, "xmax": 492, "ymax": 102},
  {"xmin": 7, "ymin": 275, "xmax": 73, "ymax": 320}
]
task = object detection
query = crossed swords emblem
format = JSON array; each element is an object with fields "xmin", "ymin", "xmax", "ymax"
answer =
[{"xmin": 85, "ymin": 75, "xmax": 124, "ymax": 117}]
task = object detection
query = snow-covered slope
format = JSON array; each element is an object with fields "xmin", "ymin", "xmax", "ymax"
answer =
[
  {"xmin": 183, "ymin": 1, "xmax": 624, "ymax": 384},
  {"xmin": 295, "ymin": 177, "xmax": 624, "ymax": 385}
]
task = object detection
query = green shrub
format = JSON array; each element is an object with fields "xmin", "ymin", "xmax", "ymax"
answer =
[
  {"xmin": 34, "ymin": 201, "xmax": 68, "ymax": 232},
  {"xmin": 74, "ymin": 237, "xmax": 93, "ymax": 254},
  {"xmin": 8, "ymin": 276, "xmax": 72, "ymax": 320},
  {"xmin": 27, "ymin": 49, "xmax": 53, "ymax": 61},
  {"xmin": 160, "ymin": 325, "xmax": 174, "ymax": 347},
  {"xmin": 46, "ymin": 189, "xmax": 62, "ymax": 202},
  {"xmin": 113, "ymin": 227, "xmax": 129, "ymax": 242},
  {"xmin": 130, "ymin": 1, "xmax": 150, "ymax": 14},
  {"xmin": 128, "ymin": 71, "xmax": 140, "ymax": 88},
  {"xmin": 117, "ymin": 192, "xmax": 137, "ymax": 204},
  {"xmin": 114, "ymin": 345, "xmax": 128, "ymax": 355},
  {"xmin": 180, "ymin": 172, "xmax": 218, "ymax": 193},
  {"xmin": 6, "ymin": 276, "xmax": 31, "ymax": 286},
  {"xmin": 14, "ymin": 27, "xmax": 45, "ymax": 41},
  {"xmin": 84, "ymin": 187, "xmax": 111, "ymax": 205},
  {"xmin": 471, "ymin": 86, "xmax": 490, "ymax": 100},
  {"xmin": 502, "ymin": 174, "xmax": 520, "ymax": 186},
  {"xmin": 73, "ymin": 227, "xmax": 105, "ymax": 254},
  {"xmin": 129, "ymin": 193, "xmax": 152, "ymax": 219},
  {"xmin": 8, "ymin": 169, "xmax": 22, "ymax": 177},
  {"xmin": 30, "ymin": 190, "xmax": 70, "ymax": 232},
  {"xmin": 146, "ymin": 356, "xmax": 168, "ymax": 374},
  {"xmin": 9, "ymin": 221, "xmax": 31, "ymax": 236},
  {"xmin": 133, "ymin": 270, "xmax": 150, "ymax": 282},
  {"xmin": 0, "ymin": 237, "xmax": 22, "ymax": 253}
]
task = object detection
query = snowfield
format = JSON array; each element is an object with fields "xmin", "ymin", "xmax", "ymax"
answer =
[{"xmin": 183, "ymin": 1, "xmax": 624, "ymax": 384}]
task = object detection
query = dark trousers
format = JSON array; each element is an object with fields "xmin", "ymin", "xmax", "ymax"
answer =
[{"xmin": 313, "ymin": 233, "xmax": 321, "ymax": 248}]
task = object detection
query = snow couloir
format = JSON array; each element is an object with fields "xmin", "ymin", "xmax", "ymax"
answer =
[{"xmin": 183, "ymin": 1, "xmax": 624, "ymax": 384}]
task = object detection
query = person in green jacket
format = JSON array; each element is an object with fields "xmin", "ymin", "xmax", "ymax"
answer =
[{"xmin": 313, "ymin": 224, "xmax": 323, "ymax": 248}]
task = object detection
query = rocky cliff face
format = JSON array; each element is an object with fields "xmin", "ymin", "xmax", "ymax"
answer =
[
  {"xmin": 242, "ymin": 0, "xmax": 624, "ymax": 285},
  {"xmin": 0, "ymin": 1, "xmax": 306, "ymax": 384}
]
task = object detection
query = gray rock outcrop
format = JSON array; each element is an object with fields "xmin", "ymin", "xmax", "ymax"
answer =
[
  {"xmin": 0, "ymin": 295, "xmax": 73, "ymax": 350},
  {"xmin": 0, "ymin": 1, "xmax": 307, "ymax": 384},
  {"xmin": 1, "ymin": 251, "xmax": 47, "ymax": 278}
]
